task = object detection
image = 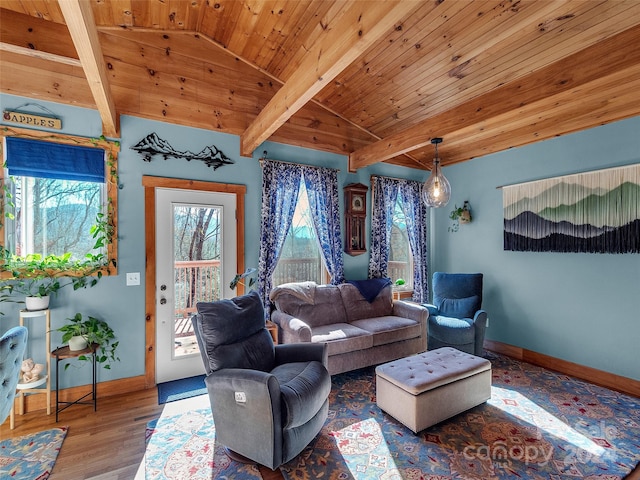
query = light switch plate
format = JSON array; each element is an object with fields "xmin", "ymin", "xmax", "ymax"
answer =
[{"xmin": 126, "ymin": 272, "xmax": 140, "ymax": 286}]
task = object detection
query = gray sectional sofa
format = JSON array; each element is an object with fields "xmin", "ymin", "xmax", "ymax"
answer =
[{"xmin": 270, "ymin": 281, "xmax": 428, "ymax": 375}]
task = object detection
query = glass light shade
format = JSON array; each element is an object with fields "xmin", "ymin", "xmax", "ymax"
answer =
[{"xmin": 421, "ymin": 158, "xmax": 451, "ymax": 208}]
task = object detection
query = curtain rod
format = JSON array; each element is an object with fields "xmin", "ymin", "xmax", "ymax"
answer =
[
  {"xmin": 370, "ymin": 174, "xmax": 424, "ymax": 184},
  {"xmin": 258, "ymin": 150, "xmax": 340, "ymax": 171},
  {"xmin": 495, "ymin": 162, "xmax": 639, "ymax": 189}
]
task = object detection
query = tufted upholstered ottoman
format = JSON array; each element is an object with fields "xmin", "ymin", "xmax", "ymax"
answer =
[{"xmin": 375, "ymin": 347, "xmax": 491, "ymax": 433}]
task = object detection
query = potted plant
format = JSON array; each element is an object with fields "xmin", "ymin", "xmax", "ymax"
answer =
[
  {"xmin": 229, "ymin": 267, "xmax": 257, "ymax": 291},
  {"xmin": 0, "ymin": 249, "xmax": 106, "ymax": 311},
  {"xmin": 0, "ymin": 253, "xmax": 67, "ymax": 310},
  {"xmin": 57, "ymin": 313, "xmax": 120, "ymax": 370},
  {"xmin": 448, "ymin": 201, "xmax": 472, "ymax": 232}
]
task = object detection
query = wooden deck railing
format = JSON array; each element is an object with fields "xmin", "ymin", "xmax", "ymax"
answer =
[
  {"xmin": 387, "ymin": 261, "xmax": 410, "ymax": 283},
  {"xmin": 174, "ymin": 259, "xmax": 221, "ymax": 319},
  {"xmin": 272, "ymin": 257, "xmax": 325, "ymax": 286},
  {"xmin": 172, "ymin": 257, "xmax": 406, "ymax": 323}
]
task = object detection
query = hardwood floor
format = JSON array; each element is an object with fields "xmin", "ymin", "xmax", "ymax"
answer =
[{"xmin": 1, "ymin": 388, "xmax": 283, "ymax": 479}]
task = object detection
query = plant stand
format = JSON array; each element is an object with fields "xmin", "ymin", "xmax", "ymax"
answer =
[
  {"xmin": 50, "ymin": 344, "xmax": 98, "ymax": 421},
  {"xmin": 11, "ymin": 309, "xmax": 52, "ymax": 429}
]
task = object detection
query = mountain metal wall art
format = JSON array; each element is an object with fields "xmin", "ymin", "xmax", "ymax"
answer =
[
  {"xmin": 503, "ymin": 163, "xmax": 640, "ymax": 254},
  {"xmin": 131, "ymin": 133, "xmax": 234, "ymax": 170}
]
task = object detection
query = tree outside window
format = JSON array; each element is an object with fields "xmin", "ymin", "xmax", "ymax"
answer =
[
  {"xmin": 7, "ymin": 176, "xmax": 104, "ymax": 259},
  {"xmin": 173, "ymin": 205, "xmax": 222, "ymax": 316},
  {"xmin": 389, "ymin": 195, "xmax": 413, "ymax": 288}
]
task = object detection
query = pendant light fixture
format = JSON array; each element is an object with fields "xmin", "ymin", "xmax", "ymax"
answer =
[{"xmin": 421, "ymin": 137, "xmax": 451, "ymax": 208}]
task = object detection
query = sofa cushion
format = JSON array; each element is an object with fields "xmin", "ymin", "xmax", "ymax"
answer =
[
  {"xmin": 437, "ymin": 295, "xmax": 480, "ymax": 319},
  {"xmin": 272, "ymin": 284, "xmax": 347, "ymax": 328},
  {"xmin": 351, "ymin": 316, "xmax": 422, "ymax": 346},
  {"xmin": 428, "ymin": 315, "xmax": 475, "ymax": 344},
  {"xmin": 338, "ymin": 283, "xmax": 393, "ymax": 322},
  {"xmin": 310, "ymin": 323, "xmax": 373, "ymax": 356}
]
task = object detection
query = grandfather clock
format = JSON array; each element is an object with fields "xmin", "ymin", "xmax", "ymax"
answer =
[{"xmin": 344, "ymin": 183, "xmax": 368, "ymax": 256}]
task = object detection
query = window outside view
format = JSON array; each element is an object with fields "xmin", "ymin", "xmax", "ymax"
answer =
[
  {"xmin": 389, "ymin": 196, "xmax": 413, "ymax": 288},
  {"xmin": 272, "ymin": 182, "xmax": 328, "ymax": 286},
  {"xmin": 5, "ymin": 176, "xmax": 104, "ymax": 260},
  {"xmin": 172, "ymin": 205, "xmax": 222, "ymax": 357}
]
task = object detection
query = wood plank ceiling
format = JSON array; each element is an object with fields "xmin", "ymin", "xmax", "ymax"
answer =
[{"xmin": 1, "ymin": 0, "xmax": 640, "ymax": 172}]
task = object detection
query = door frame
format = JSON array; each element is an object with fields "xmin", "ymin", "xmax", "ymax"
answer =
[{"xmin": 142, "ymin": 176, "xmax": 246, "ymax": 388}]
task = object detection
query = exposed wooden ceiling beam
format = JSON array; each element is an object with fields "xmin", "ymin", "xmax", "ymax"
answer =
[
  {"xmin": 348, "ymin": 23, "xmax": 640, "ymax": 171},
  {"xmin": 0, "ymin": 42, "xmax": 81, "ymax": 67},
  {"xmin": 239, "ymin": 0, "xmax": 420, "ymax": 158},
  {"xmin": 58, "ymin": 0, "xmax": 118, "ymax": 138}
]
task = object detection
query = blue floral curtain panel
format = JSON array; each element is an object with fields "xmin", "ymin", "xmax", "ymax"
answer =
[
  {"xmin": 503, "ymin": 163, "xmax": 640, "ymax": 253},
  {"xmin": 302, "ymin": 166, "xmax": 345, "ymax": 285},
  {"xmin": 398, "ymin": 181, "xmax": 430, "ymax": 303},
  {"xmin": 258, "ymin": 160, "xmax": 344, "ymax": 314},
  {"xmin": 368, "ymin": 176, "xmax": 399, "ymax": 280},
  {"xmin": 369, "ymin": 176, "xmax": 429, "ymax": 302},
  {"xmin": 258, "ymin": 160, "xmax": 302, "ymax": 314}
]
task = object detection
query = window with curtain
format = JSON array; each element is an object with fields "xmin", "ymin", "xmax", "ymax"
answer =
[
  {"xmin": 3, "ymin": 137, "xmax": 106, "ymax": 260},
  {"xmin": 272, "ymin": 182, "xmax": 329, "ymax": 286},
  {"xmin": 0, "ymin": 131, "xmax": 119, "ymax": 281},
  {"xmin": 369, "ymin": 175, "xmax": 429, "ymax": 303},
  {"xmin": 257, "ymin": 159, "xmax": 344, "ymax": 314}
]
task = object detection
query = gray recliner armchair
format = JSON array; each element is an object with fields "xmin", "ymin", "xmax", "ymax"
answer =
[
  {"xmin": 424, "ymin": 272, "xmax": 488, "ymax": 356},
  {"xmin": 192, "ymin": 291, "xmax": 331, "ymax": 470}
]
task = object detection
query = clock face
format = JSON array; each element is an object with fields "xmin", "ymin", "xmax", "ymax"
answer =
[{"xmin": 351, "ymin": 194, "xmax": 364, "ymax": 212}]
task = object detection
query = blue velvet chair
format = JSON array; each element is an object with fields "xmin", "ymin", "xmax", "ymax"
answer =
[
  {"xmin": 192, "ymin": 291, "xmax": 331, "ymax": 470},
  {"xmin": 1, "ymin": 326, "xmax": 28, "ymax": 426},
  {"xmin": 424, "ymin": 273, "xmax": 487, "ymax": 356}
]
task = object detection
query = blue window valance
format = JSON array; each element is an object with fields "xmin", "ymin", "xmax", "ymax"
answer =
[{"xmin": 5, "ymin": 137, "xmax": 105, "ymax": 183}]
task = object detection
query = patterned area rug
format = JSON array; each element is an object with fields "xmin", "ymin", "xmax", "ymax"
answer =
[
  {"xmin": 281, "ymin": 351, "xmax": 640, "ymax": 480},
  {"xmin": 144, "ymin": 407, "xmax": 262, "ymax": 479},
  {"xmin": 0, "ymin": 426, "xmax": 68, "ymax": 479}
]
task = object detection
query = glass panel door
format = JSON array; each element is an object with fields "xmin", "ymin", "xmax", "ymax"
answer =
[{"xmin": 155, "ymin": 188, "xmax": 236, "ymax": 383}]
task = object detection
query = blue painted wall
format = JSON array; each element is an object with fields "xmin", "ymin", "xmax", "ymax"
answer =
[
  {"xmin": 430, "ymin": 116, "xmax": 640, "ymax": 381},
  {"xmin": 2, "ymin": 93, "xmax": 638, "ymax": 385},
  {"xmin": 0, "ymin": 94, "xmax": 424, "ymax": 388}
]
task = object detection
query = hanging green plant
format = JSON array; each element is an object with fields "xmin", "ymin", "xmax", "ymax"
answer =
[{"xmin": 448, "ymin": 201, "xmax": 472, "ymax": 232}]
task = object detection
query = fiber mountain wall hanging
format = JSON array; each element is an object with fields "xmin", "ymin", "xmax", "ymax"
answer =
[{"xmin": 503, "ymin": 163, "xmax": 639, "ymax": 253}]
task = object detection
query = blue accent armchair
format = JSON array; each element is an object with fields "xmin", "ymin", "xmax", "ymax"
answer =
[
  {"xmin": 424, "ymin": 273, "xmax": 487, "ymax": 356},
  {"xmin": 192, "ymin": 291, "xmax": 331, "ymax": 470},
  {"xmin": 1, "ymin": 326, "xmax": 28, "ymax": 426}
]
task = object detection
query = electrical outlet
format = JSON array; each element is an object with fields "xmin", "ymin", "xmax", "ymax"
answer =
[{"xmin": 126, "ymin": 272, "xmax": 140, "ymax": 286}]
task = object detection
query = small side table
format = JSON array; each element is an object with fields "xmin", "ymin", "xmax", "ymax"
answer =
[
  {"xmin": 392, "ymin": 289, "xmax": 413, "ymax": 301},
  {"xmin": 50, "ymin": 344, "xmax": 99, "ymax": 421},
  {"xmin": 266, "ymin": 320, "xmax": 278, "ymax": 345}
]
